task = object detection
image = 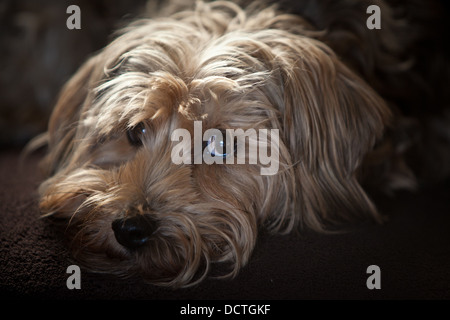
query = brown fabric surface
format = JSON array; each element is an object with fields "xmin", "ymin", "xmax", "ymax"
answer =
[{"xmin": 1, "ymin": 149, "xmax": 449, "ymax": 299}]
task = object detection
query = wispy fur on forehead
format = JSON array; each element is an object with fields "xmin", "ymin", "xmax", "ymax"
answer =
[{"xmin": 86, "ymin": 2, "xmax": 325, "ymax": 139}]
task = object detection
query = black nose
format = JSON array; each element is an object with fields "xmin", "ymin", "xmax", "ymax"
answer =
[{"xmin": 112, "ymin": 215, "xmax": 158, "ymax": 249}]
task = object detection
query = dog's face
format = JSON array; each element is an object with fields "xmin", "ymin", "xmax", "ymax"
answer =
[{"xmin": 38, "ymin": 3, "xmax": 391, "ymax": 287}]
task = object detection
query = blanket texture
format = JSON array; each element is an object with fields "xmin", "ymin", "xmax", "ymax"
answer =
[{"xmin": 1, "ymin": 149, "xmax": 449, "ymax": 299}]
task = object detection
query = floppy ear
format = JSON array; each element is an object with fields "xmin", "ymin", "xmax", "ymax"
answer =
[
  {"xmin": 279, "ymin": 38, "xmax": 392, "ymax": 230},
  {"xmin": 42, "ymin": 56, "xmax": 99, "ymax": 175}
]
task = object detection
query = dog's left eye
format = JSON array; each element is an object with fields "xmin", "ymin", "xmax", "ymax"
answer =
[
  {"xmin": 204, "ymin": 130, "xmax": 235, "ymax": 158},
  {"xmin": 127, "ymin": 122, "xmax": 146, "ymax": 146}
]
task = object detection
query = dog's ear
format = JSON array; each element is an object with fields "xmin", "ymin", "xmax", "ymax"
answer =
[
  {"xmin": 42, "ymin": 56, "xmax": 99, "ymax": 175},
  {"xmin": 279, "ymin": 39, "xmax": 392, "ymax": 230}
]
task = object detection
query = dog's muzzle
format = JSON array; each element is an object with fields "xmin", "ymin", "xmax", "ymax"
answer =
[{"xmin": 112, "ymin": 214, "xmax": 158, "ymax": 250}]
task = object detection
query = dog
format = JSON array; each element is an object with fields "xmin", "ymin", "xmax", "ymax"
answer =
[{"xmin": 30, "ymin": 0, "xmax": 450, "ymax": 287}]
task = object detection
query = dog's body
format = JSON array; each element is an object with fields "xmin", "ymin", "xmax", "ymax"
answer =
[{"xmin": 33, "ymin": 0, "xmax": 450, "ymax": 287}]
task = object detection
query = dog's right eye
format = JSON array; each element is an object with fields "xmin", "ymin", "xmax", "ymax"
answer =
[{"xmin": 127, "ymin": 122, "xmax": 146, "ymax": 146}]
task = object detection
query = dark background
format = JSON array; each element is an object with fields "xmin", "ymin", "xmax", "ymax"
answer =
[
  {"xmin": 0, "ymin": 0, "xmax": 449, "ymax": 300},
  {"xmin": 0, "ymin": 0, "xmax": 148, "ymax": 149}
]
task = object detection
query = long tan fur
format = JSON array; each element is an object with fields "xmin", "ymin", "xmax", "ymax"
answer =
[{"xmin": 34, "ymin": 0, "xmax": 447, "ymax": 287}]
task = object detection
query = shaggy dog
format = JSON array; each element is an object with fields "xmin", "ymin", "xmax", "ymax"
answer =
[{"xmin": 30, "ymin": 0, "xmax": 450, "ymax": 287}]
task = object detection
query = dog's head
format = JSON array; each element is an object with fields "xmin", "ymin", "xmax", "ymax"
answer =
[{"xmin": 38, "ymin": 2, "xmax": 390, "ymax": 287}]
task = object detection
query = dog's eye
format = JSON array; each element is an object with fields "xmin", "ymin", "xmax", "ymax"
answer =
[
  {"xmin": 127, "ymin": 122, "xmax": 146, "ymax": 146},
  {"xmin": 204, "ymin": 130, "xmax": 236, "ymax": 158}
]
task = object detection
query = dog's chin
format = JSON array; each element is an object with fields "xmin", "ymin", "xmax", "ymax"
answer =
[
  {"xmin": 59, "ymin": 210, "xmax": 256, "ymax": 287},
  {"xmin": 67, "ymin": 217, "xmax": 212, "ymax": 287},
  {"xmin": 39, "ymin": 164, "xmax": 261, "ymax": 287}
]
